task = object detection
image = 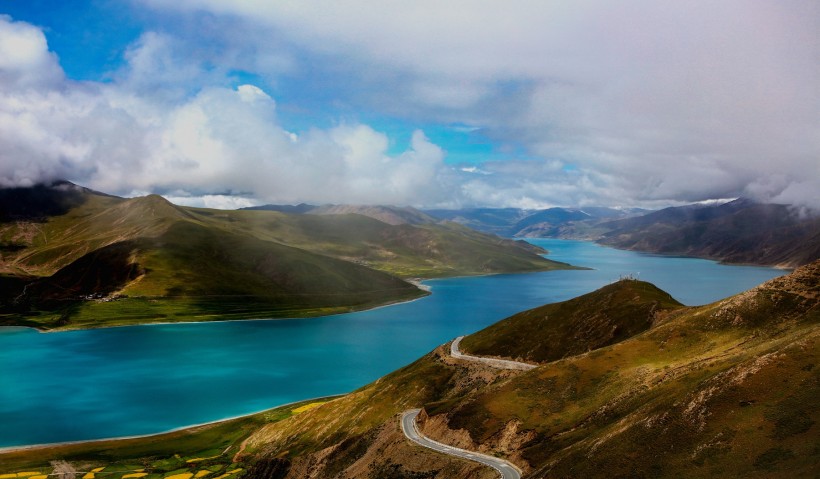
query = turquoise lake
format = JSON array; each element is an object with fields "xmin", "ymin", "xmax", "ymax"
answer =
[{"xmin": 0, "ymin": 239, "xmax": 785, "ymax": 448}]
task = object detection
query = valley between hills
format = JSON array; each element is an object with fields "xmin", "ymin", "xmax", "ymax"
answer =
[
  {"xmin": 1, "ymin": 261, "xmax": 817, "ymax": 478},
  {"xmin": 0, "ymin": 182, "xmax": 572, "ymax": 330}
]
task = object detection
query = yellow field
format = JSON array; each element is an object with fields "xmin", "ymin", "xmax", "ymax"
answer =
[
  {"xmin": 186, "ymin": 454, "xmax": 220, "ymax": 463},
  {"xmin": 82, "ymin": 466, "xmax": 106, "ymax": 479},
  {"xmin": 212, "ymin": 469, "xmax": 243, "ymax": 479},
  {"xmin": 291, "ymin": 402, "xmax": 324, "ymax": 414}
]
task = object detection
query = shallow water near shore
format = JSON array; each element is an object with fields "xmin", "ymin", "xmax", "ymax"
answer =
[{"xmin": 0, "ymin": 239, "xmax": 784, "ymax": 447}]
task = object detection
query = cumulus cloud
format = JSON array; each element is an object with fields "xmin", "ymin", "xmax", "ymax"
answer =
[
  {"xmin": 134, "ymin": 0, "xmax": 820, "ymax": 209},
  {"xmin": 0, "ymin": 15, "xmax": 63, "ymax": 89},
  {"xmin": 0, "ymin": 15, "xmax": 452, "ymax": 206}
]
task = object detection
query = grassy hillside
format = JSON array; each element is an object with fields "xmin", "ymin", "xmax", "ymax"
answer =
[
  {"xmin": 459, "ymin": 279, "xmax": 684, "ymax": 363},
  {"xmin": 11, "ymin": 221, "xmax": 423, "ymax": 329},
  {"xmin": 2, "ymin": 263, "xmax": 817, "ymax": 477},
  {"xmin": 0, "ymin": 182, "xmax": 570, "ymax": 329},
  {"xmin": 242, "ymin": 203, "xmax": 438, "ymax": 226},
  {"xmin": 438, "ymin": 262, "xmax": 820, "ymax": 478},
  {"xmin": 308, "ymin": 204, "xmax": 438, "ymax": 226},
  {"xmin": 203, "ymin": 210, "xmax": 564, "ymax": 279}
]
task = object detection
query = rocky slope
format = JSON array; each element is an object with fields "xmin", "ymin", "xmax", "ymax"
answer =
[{"xmin": 597, "ymin": 198, "xmax": 820, "ymax": 267}]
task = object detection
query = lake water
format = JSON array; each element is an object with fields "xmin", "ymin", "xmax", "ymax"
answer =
[{"xmin": 0, "ymin": 239, "xmax": 785, "ymax": 448}]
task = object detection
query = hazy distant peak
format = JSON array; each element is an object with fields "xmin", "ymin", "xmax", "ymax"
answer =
[
  {"xmin": 238, "ymin": 203, "xmax": 437, "ymax": 225},
  {"xmin": 308, "ymin": 204, "xmax": 437, "ymax": 226}
]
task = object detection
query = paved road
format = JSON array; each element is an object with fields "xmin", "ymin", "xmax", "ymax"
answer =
[
  {"xmin": 450, "ymin": 336, "xmax": 536, "ymax": 371},
  {"xmin": 401, "ymin": 409, "xmax": 522, "ymax": 479}
]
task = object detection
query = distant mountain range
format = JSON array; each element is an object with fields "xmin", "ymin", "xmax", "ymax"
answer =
[
  {"xmin": 0, "ymin": 182, "xmax": 571, "ymax": 330},
  {"xmin": 245, "ymin": 203, "xmax": 648, "ymax": 233},
  {"xmin": 423, "ymin": 206, "xmax": 648, "ymax": 237},
  {"xmin": 245, "ymin": 203, "xmax": 651, "ymax": 239},
  {"xmin": 248, "ymin": 199, "xmax": 820, "ymax": 268}
]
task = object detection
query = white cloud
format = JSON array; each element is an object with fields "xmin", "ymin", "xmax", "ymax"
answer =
[
  {"xmin": 163, "ymin": 194, "xmax": 258, "ymax": 210},
  {"xmin": 0, "ymin": 19, "xmax": 452, "ymax": 205},
  {"xmin": 236, "ymin": 84, "xmax": 272, "ymax": 104},
  {"xmin": 0, "ymin": 15, "xmax": 63, "ymax": 89},
  {"xmin": 460, "ymin": 166, "xmax": 491, "ymax": 175},
  {"xmin": 133, "ymin": 0, "xmax": 820, "ymax": 209},
  {"xmin": 90, "ymin": 83, "xmax": 451, "ymax": 205},
  {"xmin": 770, "ymin": 181, "xmax": 820, "ymax": 209},
  {"xmin": 2, "ymin": 4, "xmax": 819, "ymax": 210}
]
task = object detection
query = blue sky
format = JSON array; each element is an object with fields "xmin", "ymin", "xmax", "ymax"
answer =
[
  {"xmin": 4, "ymin": 0, "xmax": 510, "ymax": 164},
  {"xmin": 0, "ymin": 1, "xmax": 817, "ymax": 209},
  {"xmin": 4, "ymin": 1, "xmax": 144, "ymax": 79}
]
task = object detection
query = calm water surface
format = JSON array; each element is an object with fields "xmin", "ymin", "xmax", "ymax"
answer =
[{"xmin": 0, "ymin": 240, "xmax": 784, "ymax": 447}]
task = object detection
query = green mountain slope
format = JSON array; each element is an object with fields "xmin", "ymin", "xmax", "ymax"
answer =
[
  {"xmin": 308, "ymin": 204, "xmax": 438, "ymax": 225},
  {"xmin": 241, "ymin": 203, "xmax": 439, "ymax": 226},
  {"xmin": 459, "ymin": 279, "xmax": 683, "ymax": 362},
  {"xmin": 202, "ymin": 209, "xmax": 564, "ymax": 278},
  {"xmin": 0, "ymin": 182, "xmax": 570, "ymax": 329}
]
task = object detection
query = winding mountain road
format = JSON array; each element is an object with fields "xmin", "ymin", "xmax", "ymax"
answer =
[
  {"xmin": 398, "ymin": 337, "xmax": 533, "ymax": 477},
  {"xmin": 450, "ymin": 336, "xmax": 536, "ymax": 370},
  {"xmin": 401, "ymin": 409, "xmax": 522, "ymax": 479}
]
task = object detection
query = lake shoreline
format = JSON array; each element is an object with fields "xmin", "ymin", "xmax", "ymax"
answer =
[
  {"xmin": 0, "ymin": 287, "xmax": 433, "ymax": 334},
  {"xmin": 1, "ymin": 262, "xmax": 577, "ymax": 333},
  {"xmin": 0, "ymin": 394, "xmax": 346, "ymax": 454}
]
